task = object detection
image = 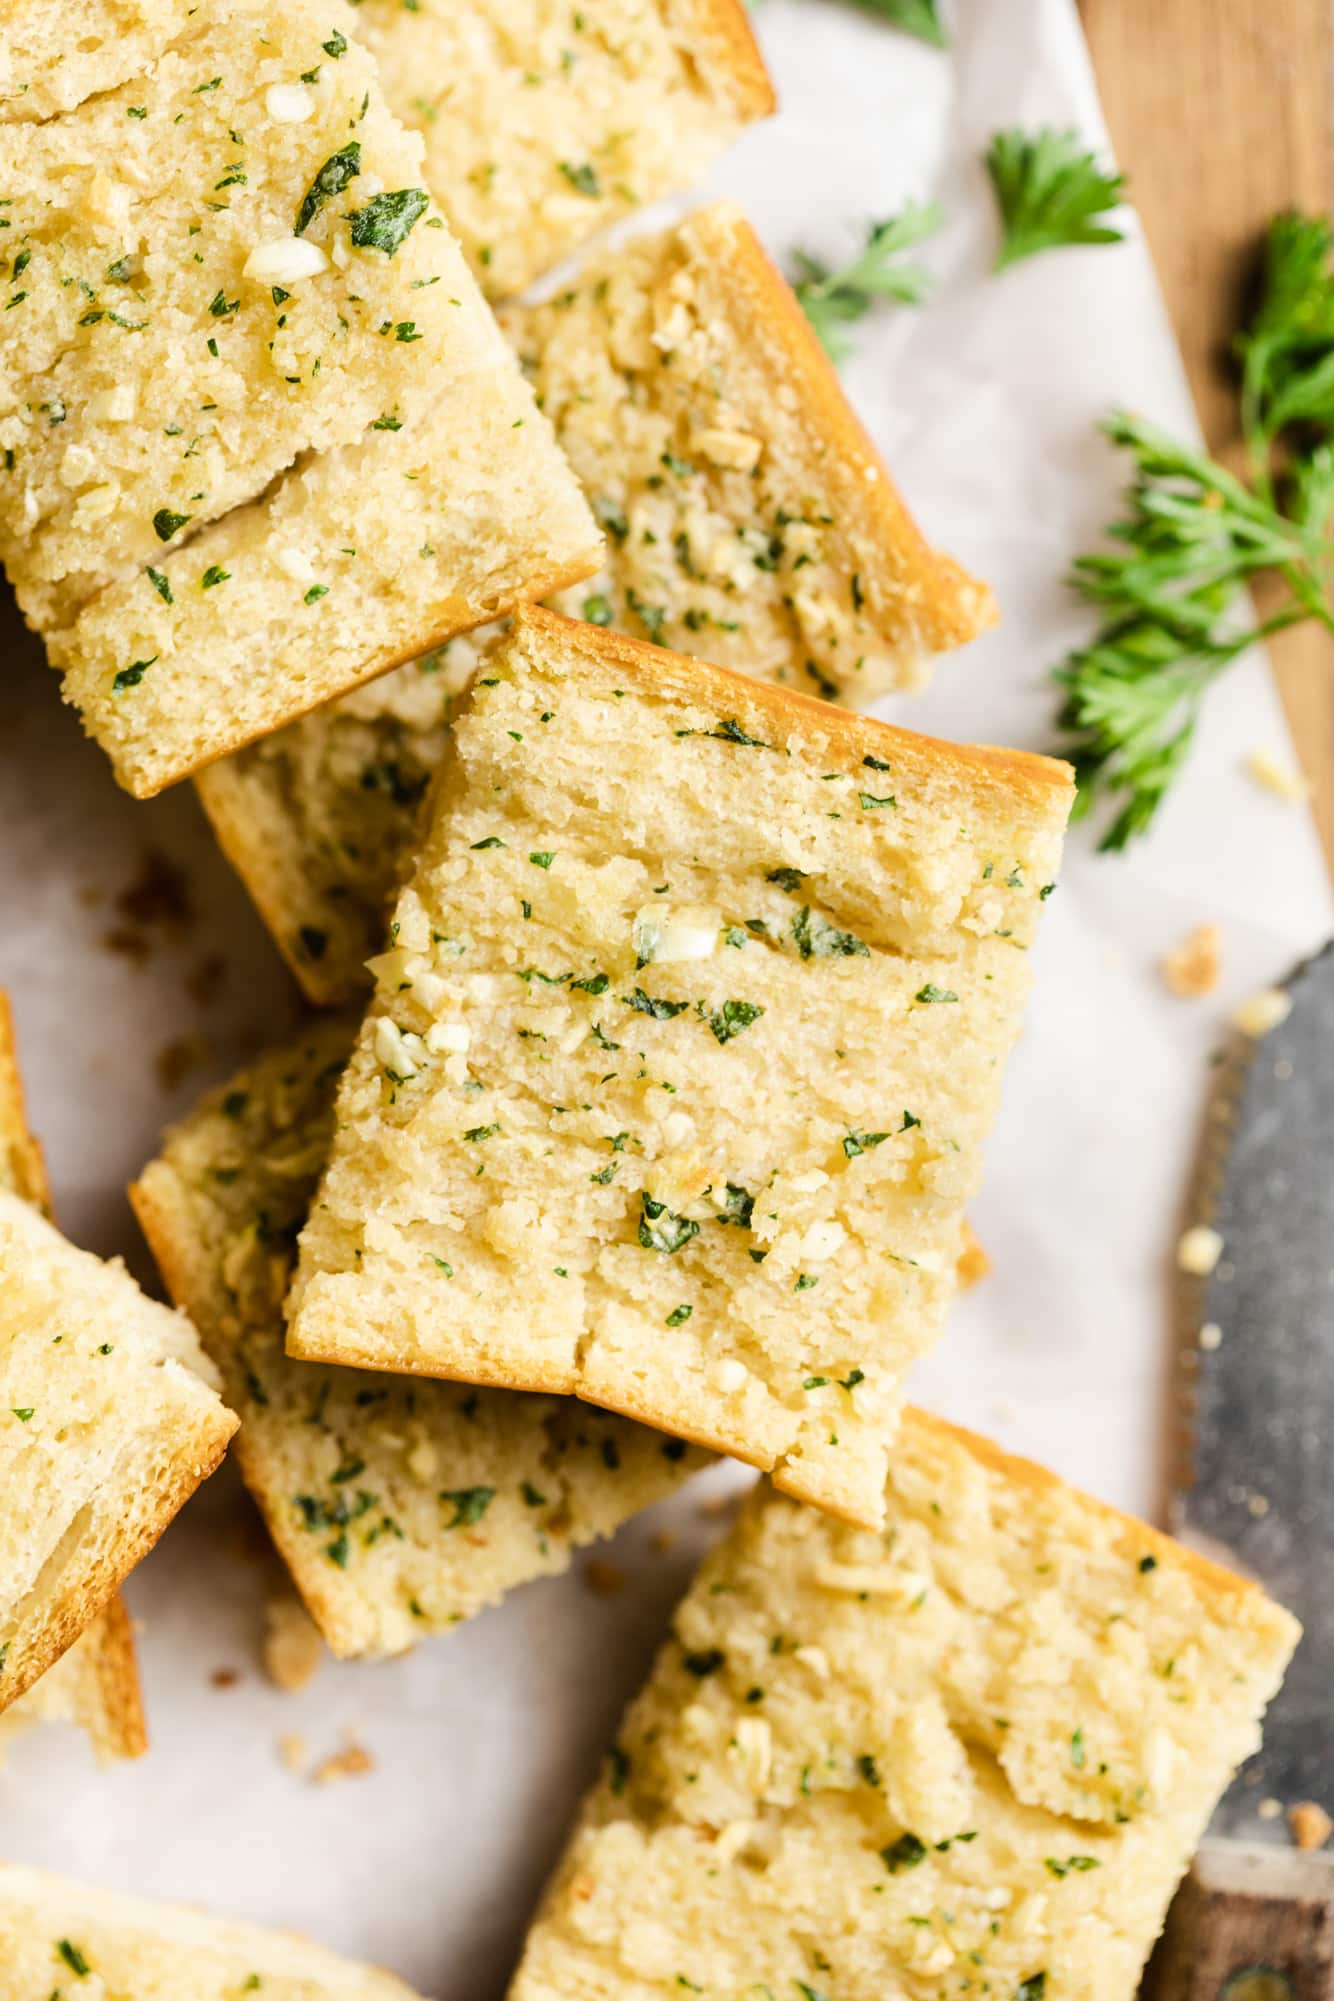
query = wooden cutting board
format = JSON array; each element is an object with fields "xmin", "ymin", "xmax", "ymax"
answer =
[{"xmin": 1080, "ymin": 0, "xmax": 1334, "ymax": 872}]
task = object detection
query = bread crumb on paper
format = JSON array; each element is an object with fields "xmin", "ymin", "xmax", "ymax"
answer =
[
  {"xmin": 277, "ymin": 1732, "xmax": 307, "ymax": 1776},
  {"xmin": 1247, "ymin": 749, "xmax": 1311, "ymax": 803},
  {"xmin": 1177, "ymin": 1225, "xmax": 1224, "ymax": 1277},
  {"xmin": 583, "ymin": 1558, "xmax": 626, "ymax": 1599},
  {"xmin": 1233, "ymin": 986, "xmax": 1292, "ymax": 1038},
  {"xmin": 1289, "ymin": 1800, "xmax": 1333, "ymax": 1850},
  {"xmin": 1160, "ymin": 922, "xmax": 1222, "ymax": 998},
  {"xmin": 263, "ymin": 1595, "xmax": 324, "ymax": 1694},
  {"xmin": 313, "ymin": 1736, "xmax": 375, "ymax": 1786}
]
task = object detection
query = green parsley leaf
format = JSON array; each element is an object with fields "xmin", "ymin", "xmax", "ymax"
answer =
[
  {"xmin": 914, "ymin": 982, "xmax": 958, "ymax": 1003},
  {"xmin": 665, "ymin": 1303, "xmax": 692, "ymax": 1326},
  {"xmin": 348, "ymin": 188, "xmax": 430, "ymax": 256},
  {"xmin": 843, "ymin": 1129, "xmax": 890, "ymax": 1157},
  {"xmin": 112, "ymin": 656, "xmax": 156, "ymax": 692},
  {"xmin": 792, "ymin": 906, "xmax": 871, "ymax": 959},
  {"xmin": 559, "ymin": 161, "xmax": 600, "ymax": 197},
  {"xmin": 323, "ymin": 28, "xmax": 348, "ymax": 55},
  {"xmin": 793, "ymin": 202, "xmax": 943, "ymax": 362},
  {"xmin": 295, "ymin": 141, "xmax": 361, "ymax": 235},
  {"xmin": 986, "ymin": 127, "xmax": 1127, "ymax": 271},
  {"xmin": 440, "ymin": 1486, "xmax": 495, "ymax": 1527},
  {"xmin": 58, "ymin": 1942, "xmax": 92, "ymax": 1977},
  {"xmin": 837, "ymin": 0, "xmax": 945, "ymax": 41},
  {"xmin": 682, "ymin": 1647, "xmax": 725, "ymax": 1676},
  {"xmin": 704, "ymin": 998, "xmax": 764, "ymax": 1044},
  {"xmin": 146, "ymin": 566, "xmax": 173, "ymax": 604},
  {"xmin": 639, "ymin": 1192, "xmax": 699, "ymax": 1255},
  {"xmin": 881, "ymin": 1831, "xmax": 927, "ymax": 1872},
  {"xmin": 152, "ymin": 507, "xmax": 191, "ymax": 542},
  {"xmin": 622, "ymin": 987, "xmax": 689, "ymax": 1020}
]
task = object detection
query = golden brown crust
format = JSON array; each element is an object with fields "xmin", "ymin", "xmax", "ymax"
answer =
[
  {"xmin": 0, "ymin": 991, "xmax": 150, "ymax": 1751},
  {"xmin": 676, "ymin": 0, "xmax": 777, "ymax": 122},
  {"xmin": 117, "ymin": 546, "xmax": 601, "ymax": 800},
  {"xmin": 511, "ymin": 606, "xmax": 1073, "ymax": 807},
  {"xmin": 0, "ymin": 994, "xmax": 50, "ymax": 1212},
  {"xmin": 906, "ymin": 1407, "xmax": 1296, "ymax": 1623},
  {"xmin": 131, "ymin": 1174, "xmax": 360, "ymax": 1652},
  {"xmin": 956, "ymin": 1221, "xmax": 990, "ymax": 1291},
  {"xmin": 0, "ymin": 1403, "xmax": 237, "ymax": 1716},
  {"xmin": 80, "ymin": 1593, "xmax": 149, "ymax": 1762},
  {"xmin": 192, "ymin": 769, "xmax": 347, "ymax": 1008},
  {"xmin": 682, "ymin": 204, "xmax": 996, "ymax": 659}
]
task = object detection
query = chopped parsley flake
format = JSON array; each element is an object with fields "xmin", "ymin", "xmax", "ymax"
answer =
[
  {"xmin": 348, "ymin": 188, "xmax": 430, "ymax": 256},
  {"xmin": 639, "ymin": 1192, "xmax": 699, "ymax": 1255},
  {"xmin": 440, "ymin": 1486, "xmax": 495, "ymax": 1528}
]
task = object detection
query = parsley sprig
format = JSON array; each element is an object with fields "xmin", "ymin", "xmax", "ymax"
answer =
[
  {"xmin": 793, "ymin": 202, "xmax": 943, "ymax": 362},
  {"xmin": 986, "ymin": 127, "xmax": 1126, "ymax": 271},
  {"xmin": 1055, "ymin": 211, "xmax": 1334, "ymax": 848},
  {"xmin": 842, "ymin": 0, "xmax": 947, "ymax": 45}
]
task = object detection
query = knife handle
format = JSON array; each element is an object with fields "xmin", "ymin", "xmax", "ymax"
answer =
[{"xmin": 1144, "ymin": 1844, "xmax": 1334, "ymax": 2000}]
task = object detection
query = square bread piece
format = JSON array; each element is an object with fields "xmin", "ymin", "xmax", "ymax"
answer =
[
  {"xmin": 0, "ymin": 1171, "xmax": 237, "ymax": 1715},
  {"xmin": 0, "ymin": 992, "xmax": 146, "ymax": 1765},
  {"xmin": 351, "ymin": 0, "xmax": 774, "ymax": 298},
  {"xmin": 506, "ymin": 1410, "xmax": 1301, "ymax": 2001},
  {"xmin": 0, "ymin": 1863, "xmax": 425, "ymax": 2000},
  {"xmin": 511, "ymin": 203, "xmax": 997, "ymax": 700},
  {"xmin": 131, "ymin": 1016, "xmax": 703, "ymax": 1659},
  {"xmin": 0, "ymin": 0, "xmax": 504, "ymax": 622},
  {"xmin": 286, "ymin": 608, "xmax": 1072, "ymax": 1528},
  {"xmin": 4, "ymin": 0, "xmax": 600, "ymax": 798},
  {"xmin": 196, "ymin": 203, "xmax": 997, "ymax": 1005}
]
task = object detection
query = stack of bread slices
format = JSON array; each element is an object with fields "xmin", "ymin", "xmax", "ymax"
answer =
[{"xmin": 0, "ymin": 3, "xmax": 1301, "ymax": 1996}]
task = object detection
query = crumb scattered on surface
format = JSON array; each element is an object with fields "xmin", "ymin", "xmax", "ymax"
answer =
[
  {"xmin": 1177, "ymin": 1225, "xmax": 1224, "ymax": 1277},
  {"xmin": 1198, "ymin": 1322, "xmax": 1222, "ymax": 1351},
  {"xmin": 1247, "ymin": 749, "xmax": 1311, "ymax": 802},
  {"xmin": 583, "ymin": 1558, "xmax": 625, "ymax": 1598},
  {"xmin": 101, "ymin": 924, "xmax": 153, "ymax": 965},
  {"xmin": 118, "ymin": 847, "xmax": 195, "ymax": 933},
  {"xmin": 185, "ymin": 952, "xmax": 229, "ymax": 1007},
  {"xmin": 1289, "ymin": 1800, "xmax": 1333, "ymax": 1850},
  {"xmin": 1233, "ymin": 987, "xmax": 1293, "ymax": 1039},
  {"xmin": 313, "ymin": 1736, "xmax": 375, "ymax": 1786},
  {"xmin": 278, "ymin": 1732, "xmax": 307, "ymax": 1775},
  {"xmin": 155, "ymin": 1033, "xmax": 212, "ymax": 1092},
  {"xmin": 1161, "ymin": 922, "xmax": 1223, "ymax": 999},
  {"xmin": 650, "ymin": 1529, "xmax": 676, "ymax": 1556},
  {"xmin": 1258, "ymin": 1796, "xmax": 1283, "ymax": 1821},
  {"xmin": 263, "ymin": 1595, "xmax": 325, "ymax": 1693},
  {"xmin": 957, "ymin": 1222, "xmax": 991, "ymax": 1291},
  {"xmin": 209, "ymin": 1667, "xmax": 239, "ymax": 1689}
]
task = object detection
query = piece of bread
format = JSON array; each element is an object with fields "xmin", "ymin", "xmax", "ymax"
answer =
[
  {"xmin": 0, "ymin": 0, "xmax": 497, "ymax": 623},
  {"xmin": 197, "ymin": 644, "xmax": 481, "ymax": 1003},
  {"xmin": 0, "ymin": 1863, "xmax": 425, "ymax": 1998},
  {"xmin": 2, "ymin": 0, "xmax": 599, "ymax": 798},
  {"xmin": 506, "ymin": 1409, "xmax": 1301, "ymax": 2001},
  {"xmin": 0, "ymin": 1185, "xmax": 238, "ymax": 1713},
  {"xmin": 286, "ymin": 608, "xmax": 1072, "ymax": 1529},
  {"xmin": 0, "ymin": 1, "xmax": 181, "ymax": 122},
  {"xmin": 197, "ymin": 203, "xmax": 997, "ymax": 1004},
  {"xmin": 131, "ymin": 1016, "xmax": 703, "ymax": 1659},
  {"xmin": 0, "ymin": 993, "xmax": 146, "ymax": 1765},
  {"xmin": 0, "ymin": 1595, "xmax": 147, "ymax": 1768},
  {"xmin": 513, "ymin": 203, "xmax": 997, "ymax": 697},
  {"xmin": 351, "ymin": 0, "xmax": 774, "ymax": 298}
]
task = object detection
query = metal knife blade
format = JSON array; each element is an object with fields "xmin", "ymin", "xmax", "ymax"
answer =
[
  {"xmin": 1170, "ymin": 941, "xmax": 1334, "ymax": 1836},
  {"xmin": 1146, "ymin": 944, "xmax": 1334, "ymax": 2001}
]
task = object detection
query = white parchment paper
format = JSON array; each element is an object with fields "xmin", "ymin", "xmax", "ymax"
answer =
[{"xmin": 1, "ymin": 1, "xmax": 1330, "ymax": 1992}]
